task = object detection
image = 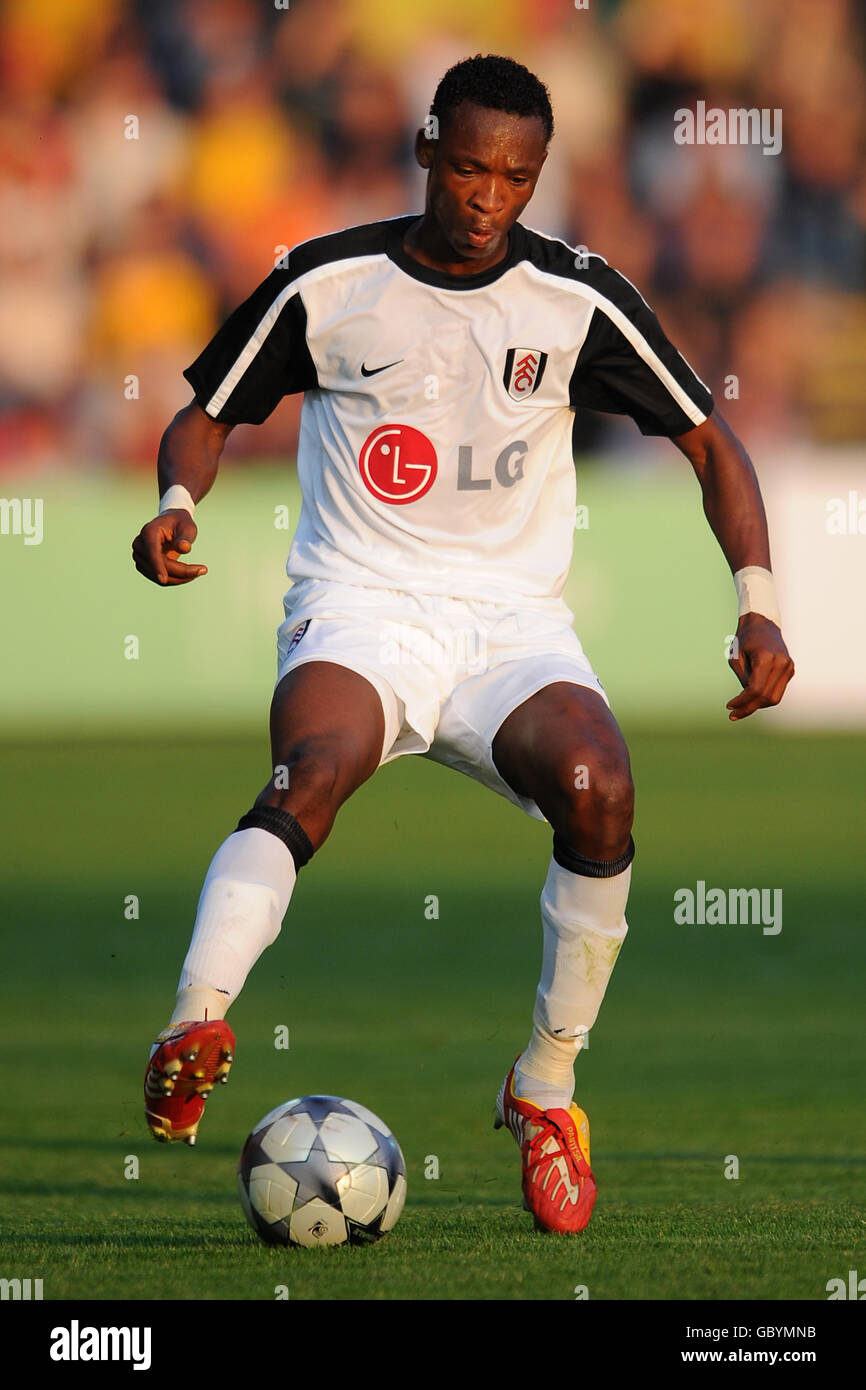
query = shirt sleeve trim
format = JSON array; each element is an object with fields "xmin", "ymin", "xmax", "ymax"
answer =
[{"xmin": 525, "ymin": 261, "xmax": 711, "ymax": 428}]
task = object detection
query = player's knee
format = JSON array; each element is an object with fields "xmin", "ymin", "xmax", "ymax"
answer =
[
  {"xmin": 549, "ymin": 753, "xmax": 633, "ymax": 861},
  {"xmin": 585, "ymin": 763, "xmax": 634, "ymax": 831},
  {"xmin": 559, "ymin": 751, "xmax": 633, "ymax": 823}
]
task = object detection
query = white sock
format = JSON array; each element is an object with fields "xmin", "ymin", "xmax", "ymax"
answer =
[
  {"xmin": 514, "ymin": 855, "xmax": 631, "ymax": 1109},
  {"xmin": 168, "ymin": 828, "xmax": 298, "ymax": 1023}
]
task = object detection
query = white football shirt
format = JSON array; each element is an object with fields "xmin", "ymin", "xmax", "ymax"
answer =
[{"xmin": 184, "ymin": 215, "xmax": 713, "ymax": 603}]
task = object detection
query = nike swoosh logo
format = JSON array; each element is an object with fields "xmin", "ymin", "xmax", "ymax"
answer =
[{"xmin": 360, "ymin": 358, "xmax": 403, "ymax": 376}]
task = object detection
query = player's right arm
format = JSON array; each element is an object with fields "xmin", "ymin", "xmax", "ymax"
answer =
[
  {"xmin": 134, "ymin": 244, "xmax": 316, "ymax": 585},
  {"xmin": 132, "ymin": 402, "xmax": 234, "ymax": 586}
]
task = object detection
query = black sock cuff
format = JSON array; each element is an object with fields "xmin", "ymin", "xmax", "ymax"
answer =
[
  {"xmin": 236, "ymin": 805, "xmax": 314, "ymax": 870},
  {"xmin": 552, "ymin": 833, "xmax": 635, "ymax": 878}
]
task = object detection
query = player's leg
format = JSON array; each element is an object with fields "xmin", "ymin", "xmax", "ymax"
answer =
[
  {"xmin": 173, "ymin": 660, "xmax": 386, "ymax": 1024},
  {"xmin": 492, "ymin": 680, "xmax": 634, "ymax": 1108},
  {"xmin": 489, "ymin": 680, "xmax": 633, "ymax": 1228},
  {"xmin": 146, "ymin": 661, "xmax": 388, "ymax": 1143}
]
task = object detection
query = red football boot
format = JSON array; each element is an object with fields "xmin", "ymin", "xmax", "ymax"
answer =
[
  {"xmin": 494, "ymin": 1055, "xmax": 597, "ymax": 1232},
  {"xmin": 144, "ymin": 1019, "xmax": 235, "ymax": 1145}
]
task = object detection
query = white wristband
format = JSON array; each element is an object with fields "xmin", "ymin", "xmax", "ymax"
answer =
[
  {"xmin": 734, "ymin": 566, "xmax": 781, "ymax": 626},
  {"xmin": 159, "ymin": 484, "xmax": 196, "ymax": 518}
]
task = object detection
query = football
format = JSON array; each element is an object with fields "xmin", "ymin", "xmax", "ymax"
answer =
[{"xmin": 238, "ymin": 1094, "xmax": 407, "ymax": 1247}]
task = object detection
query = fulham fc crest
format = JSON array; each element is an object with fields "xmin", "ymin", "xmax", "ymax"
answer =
[{"xmin": 503, "ymin": 347, "xmax": 548, "ymax": 400}]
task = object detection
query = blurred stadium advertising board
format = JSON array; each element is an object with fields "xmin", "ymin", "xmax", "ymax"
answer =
[{"xmin": 0, "ymin": 454, "xmax": 862, "ymax": 733}]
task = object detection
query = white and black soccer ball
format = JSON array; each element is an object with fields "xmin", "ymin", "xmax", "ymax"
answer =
[{"xmin": 238, "ymin": 1095, "xmax": 407, "ymax": 1248}]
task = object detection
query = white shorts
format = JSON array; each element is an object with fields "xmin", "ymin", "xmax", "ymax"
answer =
[{"xmin": 275, "ymin": 579, "xmax": 609, "ymax": 823}]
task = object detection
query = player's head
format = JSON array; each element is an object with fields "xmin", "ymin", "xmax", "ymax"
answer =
[{"xmin": 416, "ymin": 55, "xmax": 553, "ymax": 265}]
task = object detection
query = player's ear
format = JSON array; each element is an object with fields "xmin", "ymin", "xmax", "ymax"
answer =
[{"xmin": 414, "ymin": 127, "xmax": 435, "ymax": 169}]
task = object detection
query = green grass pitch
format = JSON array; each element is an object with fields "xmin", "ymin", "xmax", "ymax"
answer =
[{"xmin": 1, "ymin": 727, "xmax": 863, "ymax": 1301}]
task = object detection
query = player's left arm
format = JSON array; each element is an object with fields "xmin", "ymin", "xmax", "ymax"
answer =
[{"xmin": 671, "ymin": 410, "xmax": 795, "ymax": 721}]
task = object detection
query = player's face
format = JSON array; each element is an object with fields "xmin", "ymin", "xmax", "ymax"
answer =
[{"xmin": 414, "ymin": 101, "xmax": 548, "ymax": 272}]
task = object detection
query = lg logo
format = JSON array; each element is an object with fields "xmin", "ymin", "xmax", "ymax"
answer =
[
  {"xmin": 359, "ymin": 425, "xmax": 436, "ymax": 504},
  {"xmin": 358, "ymin": 425, "xmax": 527, "ymax": 504},
  {"xmin": 457, "ymin": 442, "xmax": 526, "ymax": 491}
]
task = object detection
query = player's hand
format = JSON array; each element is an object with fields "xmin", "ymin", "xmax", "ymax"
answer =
[
  {"xmin": 726, "ymin": 612, "xmax": 794, "ymax": 721},
  {"xmin": 131, "ymin": 510, "xmax": 208, "ymax": 586}
]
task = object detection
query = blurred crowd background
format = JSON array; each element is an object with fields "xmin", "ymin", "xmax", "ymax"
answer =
[{"xmin": 1, "ymin": 0, "xmax": 864, "ymax": 474}]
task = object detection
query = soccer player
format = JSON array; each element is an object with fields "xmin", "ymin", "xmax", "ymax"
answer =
[{"xmin": 133, "ymin": 55, "xmax": 794, "ymax": 1233}]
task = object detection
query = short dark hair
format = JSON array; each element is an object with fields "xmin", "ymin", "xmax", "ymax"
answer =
[{"xmin": 430, "ymin": 54, "xmax": 554, "ymax": 145}]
